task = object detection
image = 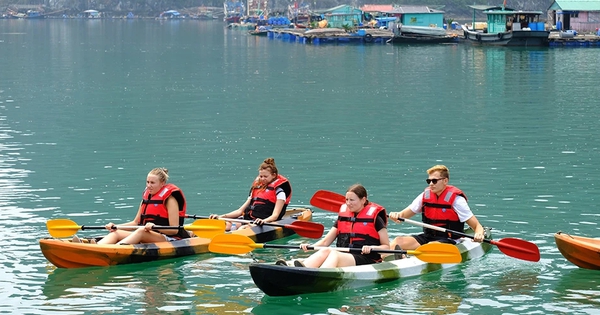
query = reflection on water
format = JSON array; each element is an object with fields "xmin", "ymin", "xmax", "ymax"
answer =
[
  {"xmin": 42, "ymin": 260, "xmax": 192, "ymax": 314},
  {"xmin": 551, "ymin": 268, "xmax": 600, "ymax": 313}
]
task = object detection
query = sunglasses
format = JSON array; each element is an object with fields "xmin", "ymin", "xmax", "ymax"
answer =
[{"xmin": 426, "ymin": 178, "xmax": 445, "ymax": 185}]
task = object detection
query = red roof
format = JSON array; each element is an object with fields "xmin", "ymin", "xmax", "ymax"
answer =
[{"xmin": 361, "ymin": 4, "xmax": 394, "ymax": 12}]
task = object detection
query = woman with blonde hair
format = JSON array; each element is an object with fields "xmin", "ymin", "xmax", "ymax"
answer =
[{"xmin": 95, "ymin": 168, "xmax": 188, "ymax": 245}]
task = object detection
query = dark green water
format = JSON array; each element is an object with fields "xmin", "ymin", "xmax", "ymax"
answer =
[{"xmin": 2, "ymin": 19, "xmax": 600, "ymax": 314}]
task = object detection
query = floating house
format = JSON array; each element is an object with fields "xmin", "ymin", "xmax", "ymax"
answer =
[
  {"xmin": 547, "ymin": 0, "xmax": 600, "ymax": 32},
  {"xmin": 314, "ymin": 5, "xmax": 363, "ymax": 28},
  {"xmin": 384, "ymin": 5, "xmax": 444, "ymax": 28}
]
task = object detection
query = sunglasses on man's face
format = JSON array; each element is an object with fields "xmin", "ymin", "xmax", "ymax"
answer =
[{"xmin": 426, "ymin": 178, "xmax": 445, "ymax": 185}]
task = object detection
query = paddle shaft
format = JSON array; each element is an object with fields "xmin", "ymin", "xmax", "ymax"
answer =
[
  {"xmin": 185, "ymin": 214, "xmax": 324, "ymax": 239},
  {"xmin": 79, "ymin": 225, "xmax": 186, "ymax": 231},
  {"xmin": 186, "ymin": 215, "xmax": 281, "ymax": 226},
  {"xmin": 260, "ymin": 243, "xmax": 410, "ymax": 254}
]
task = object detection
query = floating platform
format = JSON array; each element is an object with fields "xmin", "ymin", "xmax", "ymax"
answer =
[
  {"xmin": 266, "ymin": 28, "xmax": 393, "ymax": 45},
  {"xmin": 548, "ymin": 33, "xmax": 600, "ymax": 47}
]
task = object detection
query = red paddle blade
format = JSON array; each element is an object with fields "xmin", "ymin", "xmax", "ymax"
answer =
[
  {"xmin": 286, "ymin": 221, "xmax": 325, "ymax": 239},
  {"xmin": 309, "ymin": 190, "xmax": 345, "ymax": 212},
  {"xmin": 492, "ymin": 237, "xmax": 540, "ymax": 262}
]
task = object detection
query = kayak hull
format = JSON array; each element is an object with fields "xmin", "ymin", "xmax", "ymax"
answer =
[
  {"xmin": 40, "ymin": 208, "xmax": 312, "ymax": 268},
  {"xmin": 555, "ymin": 231, "xmax": 600, "ymax": 270},
  {"xmin": 249, "ymin": 228, "xmax": 492, "ymax": 296}
]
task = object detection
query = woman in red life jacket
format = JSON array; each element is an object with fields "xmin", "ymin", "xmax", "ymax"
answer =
[
  {"xmin": 388, "ymin": 165, "xmax": 485, "ymax": 251},
  {"xmin": 209, "ymin": 158, "xmax": 292, "ymax": 230},
  {"xmin": 96, "ymin": 168, "xmax": 189, "ymax": 245},
  {"xmin": 294, "ymin": 184, "xmax": 389, "ymax": 268}
]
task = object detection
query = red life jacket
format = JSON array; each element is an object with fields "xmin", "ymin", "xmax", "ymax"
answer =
[
  {"xmin": 421, "ymin": 185, "xmax": 466, "ymax": 239},
  {"xmin": 336, "ymin": 202, "xmax": 387, "ymax": 249},
  {"xmin": 245, "ymin": 174, "xmax": 292, "ymax": 220},
  {"xmin": 140, "ymin": 183, "xmax": 189, "ymax": 239}
]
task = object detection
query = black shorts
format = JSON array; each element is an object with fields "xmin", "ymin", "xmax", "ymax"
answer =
[
  {"xmin": 412, "ymin": 233, "xmax": 458, "ymax": 245},
  {"xmin": 351, "ymin": 253, "xmax": 381, "ymax": 266}
]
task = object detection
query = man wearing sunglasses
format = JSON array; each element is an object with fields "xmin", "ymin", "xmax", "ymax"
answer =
[{"xmin": 388, "ymin": 165, "xmax": 485, "ymax": 252}]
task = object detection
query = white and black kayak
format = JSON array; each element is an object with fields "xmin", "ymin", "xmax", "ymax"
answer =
[{"xmin": 248, "ymin": 228, "xmax": 493, "ymax": 296}]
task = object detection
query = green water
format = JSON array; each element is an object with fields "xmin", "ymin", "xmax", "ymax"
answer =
[{"xmin": 2, "ymin": 19, "xmax": 600, "ymax": 314}]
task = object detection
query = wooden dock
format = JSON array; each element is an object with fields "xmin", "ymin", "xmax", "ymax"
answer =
[{"xmin": 267, "ymin": 28, "xmax": 393, "ymax": 44}]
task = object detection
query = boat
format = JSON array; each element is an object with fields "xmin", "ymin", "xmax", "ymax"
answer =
[
  {"xmin": 24, "ymin": 10, "xmax": 45, "ymax": 19},
  {"xmin": 395, "ymin": 25, "xmax": 448, "ymax": 37},
  {"xmin": 555, "ymin": 231, "xmax": 600, "ymax": 270},
  {"xmin": 158, "ymin": 10, "xmax": 184, "ymax": 20},
  {"xmin": 506, "ymin": 10, "xmax": 549, "ymax": 46},
  {"xmin": 387, "ymin": 24, "xmax": 458, "ymax": 44},
  {"xmin": 39, "ymin": 208, "xmax": 312, "ymax": 269},
  {"xmin": 249, "ymin": 26, "xmax": 270, "ymax": 36},
  {"xmin": 224, "ymin": 0, "xmax": 245, "ymax": 23},
  {"xmin": 287, "ymin": 1, "xmax": 311, "ymax": 25},
  {"xmin": 388, "ymin": 34, "xmax": 459, "ymax": 44},
  {"xmin": 82, "ymin": 10, "xmax": 101, "ymax": 18},
  {"xmin": 462, "ymin": 6, "xmax": 513, "ymax": 45},
  {"xmin": 248, "ymin": 228, "xmax": 492, "ymax": 296}
]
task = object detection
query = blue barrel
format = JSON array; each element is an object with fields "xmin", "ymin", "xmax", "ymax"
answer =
[
  {"xmin": 528, "ymin": 22, "xmax": 537, "ymax": 31},
  {"xmin": 537, "ymin": 22, "xmax": 545, "ymax": 31},
  {"xmin": 357, "ymin": 29, "xmax": 366, "ymax": 36},
  {"xmin": 557, "ymin": 21, "xmax": 563, "ymax": 30}
]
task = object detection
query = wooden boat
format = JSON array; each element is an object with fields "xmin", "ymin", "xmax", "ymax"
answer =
[
  {"xmin": 249, "ymin": 26, "xmax": 270, "ymax": 36},
  {"xmin": 462, "ymin": 25, "xmax": 512, "ymax": 45},
  {"xmin": 555, "ymin": 231, "xmax": 600, "ymax": 270},
  {"xmin": 39, "ymin": 208, "xmax": 312, "ymax": 269},
  {"xmin": 249, "ymin": 228, "xmax": 492, "ymax": 296},
  {"xmin": 462, "ymin": 6, "xmax": 513, "ymax": 46},
  {"xmin": 396, "ymin": 25, "xmax": 448, "ymax": 37},
  {"xmin": 388, "ymin": 34, "xmax": 458, "ymax": 44},
  {"xmin": 388, "ymin": 24, "xmax": 457, "ymax": 44}
]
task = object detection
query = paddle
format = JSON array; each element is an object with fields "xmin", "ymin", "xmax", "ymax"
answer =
[
  {"xmin": 309, "ymin": 190, "xmax": 541, "ymax": 262},
  {"xmin": 208, "ymin": 234, "xmax": 462, "ymax": 264},
  {"xmin": 46, "ymin": 218, "xmax": 226, "ymax": 238},
  {"xmin": 185, "ymin": 214, "xmax": 324, "ymax": 239}
]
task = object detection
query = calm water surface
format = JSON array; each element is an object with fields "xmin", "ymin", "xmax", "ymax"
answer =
[{"xmin": 1, "ymin": 19, "xmax": 600, "ymax": 314}]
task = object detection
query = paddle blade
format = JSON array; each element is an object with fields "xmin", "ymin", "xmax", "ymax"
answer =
[
  {"xmin": 492, "ymin": 238, "xmax": 540, "ymax": 262},
  {"xmin": 209, "ymin": 234, "xmax": 262, "ymax": 255},
  {"xmin": 309, "ymin": 190, "xmax": 345, "ymax": 212},
  {"xmin": 46, "ymin": 219, "xmax": 82, "ymax": 238},
  {"xmin": 185, "ymin": 219, "xmax": 227, "ymax": 238},
  {"xmin": 408, "ymin": 243, "xmax": 462, "ymax": 264},
  {"xmin": 287, "ymin": 221, "xmax": 325, "ymax": 239}
]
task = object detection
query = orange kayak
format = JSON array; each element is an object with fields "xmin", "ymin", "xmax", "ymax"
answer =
[
  {"xmin": 40, "ymin": 208, "xmax": 312, "ymax": 268},
  {"xmin": 554, "ymin": 231, "xmax": 600, "ymax": 270}
]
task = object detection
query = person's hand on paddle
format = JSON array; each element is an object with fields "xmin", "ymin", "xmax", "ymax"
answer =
[
  {"xmin": 361, "ymin": 245, "xmax": 373, "ymax": 254},
  {"xmin": 388, "ymin": 211, "xmax": 404, "ymax": 223},
  {"xmin": 299, "ymin": 243, "xmax": 310, "ymax": 252},
  {"xmin": 473, "ymin": 232, "xmax": 484, "ymax": 242},
  {"xmin": 104, "ymin": 222, "xmax": 117, "ymax": 231},
  {"xmin": 253, "ymin": 218, "xmax": 266, "ymax": 226},
  {"xmin": 143, "ymin": 222, "xmax": 155, "ymax": 232},
  {"xmin": 208, "ymin": 214, "xmax": 221, "ymax": 219}
]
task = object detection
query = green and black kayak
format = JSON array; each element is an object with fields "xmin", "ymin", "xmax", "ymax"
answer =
[{"xmin": 248, "ymin": 228, "xmax": 493, "ymax": 296}]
